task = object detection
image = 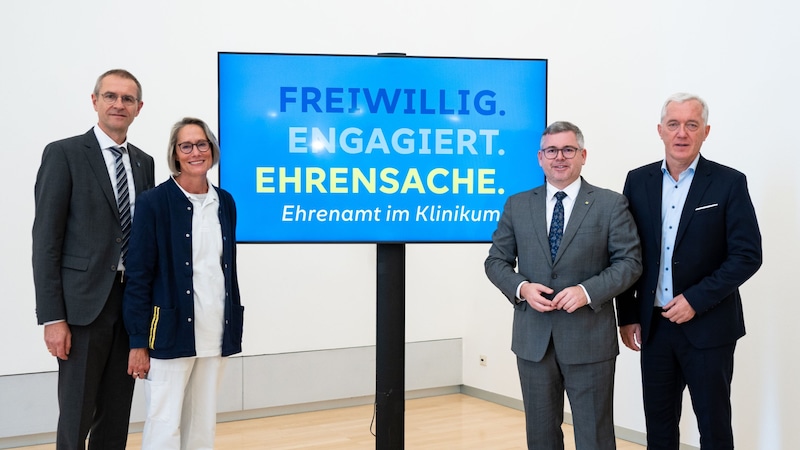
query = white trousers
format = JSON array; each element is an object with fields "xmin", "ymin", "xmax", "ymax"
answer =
[{"xmin": 141, "ymin": 356, "xmax": 225, "ymax": 450}]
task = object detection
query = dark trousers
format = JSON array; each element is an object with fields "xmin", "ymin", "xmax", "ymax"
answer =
[
  {"xmin": 56, "ymin": 280, "xmax": 135, "ymax": 450},
  {"xmin": 642, "ymin": 309, "xmax": 736, "ymax": 450}
]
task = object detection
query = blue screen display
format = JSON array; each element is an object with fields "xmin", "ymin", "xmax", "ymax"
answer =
[{"xmin": 219, "ymin": 53, "xmax": 547, "ymax": 242}]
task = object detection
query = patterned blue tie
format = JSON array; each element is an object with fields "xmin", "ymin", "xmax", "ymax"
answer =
[
  {"xmin": 109, "ymin": 146, "xmax": 131, "ymax": 266},
  {"xmin": 549, "ymin": 191, "xmax": 567, "ymax": 262}
]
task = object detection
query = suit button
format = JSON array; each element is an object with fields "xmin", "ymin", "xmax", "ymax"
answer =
[
  {"xmin": 551, "ymin": 273, "xmax": 558, "ymax": 279},
  {"xmin": 111, "ymin": 265, "xmax": 117, "ymax": 271}
]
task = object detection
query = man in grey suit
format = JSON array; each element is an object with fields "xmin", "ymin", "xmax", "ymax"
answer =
[
  {"xmin": 485, "ymin": 121, "xmax": 642, "ymax": 450},
  {"xmin": 32, "ymin": 69, "xmax": 155, "ymax": 449}
]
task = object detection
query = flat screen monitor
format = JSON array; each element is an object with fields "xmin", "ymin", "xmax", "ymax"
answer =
[{"xmin": 218, "ymin": 52, "xmax": 547, "ymax": 243}]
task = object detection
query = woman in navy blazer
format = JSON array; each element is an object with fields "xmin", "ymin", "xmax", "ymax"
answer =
[{"xmin": 123, "ymin": 117, "xmax": 244, "ymax": 450}]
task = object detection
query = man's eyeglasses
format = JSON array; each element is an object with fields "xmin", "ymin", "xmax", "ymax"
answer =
[
  {"xmin": 177, "ymin": 140, "xmax": 211, "ymax": 154},
  {"xmin": 100, "ymin": 92, "xmax": 139, "ymax": 107},
  {"xmin": 540, "ymin": 146, "xmax": 580, "ymax": 159},
  {"xmin": 664, "ymin": 121, "xmax": 701, "ymax": 132}
]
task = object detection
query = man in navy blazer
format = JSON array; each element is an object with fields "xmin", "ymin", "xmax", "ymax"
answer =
[
  {"xmin": 486, "ymin": 121, "xmax": 642, "ymax": 449},
  {"xmin": 32, "ymin": 69, "xmax": 155, "ymax": 449},
  {"xmin": 617, "ymin": 93, "xmax": 762, "ymax": 450}
]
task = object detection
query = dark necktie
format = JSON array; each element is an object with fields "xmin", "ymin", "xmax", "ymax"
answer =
[
  {"xmin": 549, "ymin": 191, "xmax": 567, "ymax": 262},
  {"xmin": 109, "ymin": 146, "xmax": 131, "ymax": 266}
]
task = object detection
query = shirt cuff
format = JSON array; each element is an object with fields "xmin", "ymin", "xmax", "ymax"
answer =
[
  {"xmin": 515, "ymin": 281, "xmax": 529, "ymax": 303},
  {"xmin": 43, "ymin": 319, "xmax": 66, "ymax": 326},
  {"xmin": 578, "ymin": 284, "xmax": 592, "ymax": 304}
]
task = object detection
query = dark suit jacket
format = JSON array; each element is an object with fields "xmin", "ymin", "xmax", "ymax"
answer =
[
  {"xmin": 485, "ymin": 178, "xmax": 642, "ymax": 364},
  {"xmin": 616, "ymin": 155, "xmax": 762, "ymax": 349},
  {"xmin": 33, "ymin": 129, "xmax": 155, "ymax": 325}
]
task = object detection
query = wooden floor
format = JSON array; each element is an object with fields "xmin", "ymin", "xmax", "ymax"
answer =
[{"xmin": 12, "ymin": 394, "xmax": 645, "ymax": 449}]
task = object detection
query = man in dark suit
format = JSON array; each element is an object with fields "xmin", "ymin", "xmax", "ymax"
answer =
[
  {"xmin": 32, "ymin": 69, "xmax": 155, "ymax": 449},
  {"xmin": 617, "ymin": 93, "xmax": 762, "ymax": 450},
  {"xmin": 485, "ymin": 121, "xmax": 642, "ymax": 450}
]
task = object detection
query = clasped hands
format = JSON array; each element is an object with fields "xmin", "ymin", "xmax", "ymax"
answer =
[{"xmin": 521, "ymin": 282, "xmax": 587, "ymax": 313}]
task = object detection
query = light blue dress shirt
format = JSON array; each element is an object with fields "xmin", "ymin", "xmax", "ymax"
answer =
[{"xmin": 655, "ymin": 155, "xmax": 700, "ymax": 307}]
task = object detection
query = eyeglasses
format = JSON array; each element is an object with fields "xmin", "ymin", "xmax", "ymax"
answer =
[
  {"xmin": 664, "ymin": 121, "xmax": 701, "ymax": 132},
  {"xmin": 100, "ymin": 92, "xmax": 139, "ymax": 107},
  {"xmin": 540, "ymin": 146, "xmax": 580, "ymax": 159},
  {"xmin": 177, "ymin": 140, "xmax": 211, "ymax": 154}
]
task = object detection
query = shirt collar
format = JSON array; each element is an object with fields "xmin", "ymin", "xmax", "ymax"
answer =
[
  {"xmin": 546, "ymin": 177, "xmax": 582, "ymax": 200},
  {"xmin": 172, "ymin": 176, "xmax": 219, "ymax": 204},
  {"xmin": 93, "ymin": 124, "xmax": 128, "ymax": 151},
  {"xmin": 661, "ymin": 153, "xmax": 700, "ymax": 177}
]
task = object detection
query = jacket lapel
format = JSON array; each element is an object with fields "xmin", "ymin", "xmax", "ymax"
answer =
[
  {"xmin": 128, "ymin": 144, "xmax": 149, "ymax": 195},
  {"xmin": 81, "ymin": 130, "xmax": 118, "ymax": 217},
  {"xmin": 645, "ymin": 164, "xmax": 663, "ymax": 246},
  {"xmin": 676, "ymin": 156, "xmax": 712, "ymax": 247},
  {"xmin": 527, "ymin": 186, "xmax": 552, "ymax": 263},
  {"xmin": 554, "ymin": 179, "xmax": 592, "ymax": 264}
]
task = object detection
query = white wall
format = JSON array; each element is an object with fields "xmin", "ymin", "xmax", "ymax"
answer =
[{"xmin": 2, "ymin": 1, "xmax": 798, "ymax": 448}]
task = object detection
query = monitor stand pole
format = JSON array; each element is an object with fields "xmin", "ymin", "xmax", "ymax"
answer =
[{"xmin": 375, "ymin": 243, "xmax": 405, "ymax": 449}]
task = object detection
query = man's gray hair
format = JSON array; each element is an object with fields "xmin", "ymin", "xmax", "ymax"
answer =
[
  {"xmin": 93, "ymin": 69, "xmax": 142, "ymax": 101},
  {"xmin": 540, "ymin": 121, "xmax": 584, "ymax": 149},
  {"xmin": 661, "ymin": 93, "xmax": 709, "ymax": 123}
]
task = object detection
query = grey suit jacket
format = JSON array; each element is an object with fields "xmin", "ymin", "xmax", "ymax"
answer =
[
  {"xmin": 485, "ymin": 178, "xmax": 642, "ymax": 364},
  {"xmin": 33, "ymin": 129, "xmax": 155, "ymax": 325}
]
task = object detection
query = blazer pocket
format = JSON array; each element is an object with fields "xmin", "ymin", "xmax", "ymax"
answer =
[
  {"xmin": 694, "ymin": 203, "xmax": 719, "ymax": 212},
  {"xmin": 693, "ymin": 203, "xmax": 722, "ymax": 220},
  {"xmin": 149, "ymin": 306, "xmax": 176, "ymax": 350},
  {"xmin": 61, "ymin": 254, "xmax": 89, "ymax": 271},
  {"xmin": 575, "ymin": 226, "xmax": 602, "ymax": 235}
]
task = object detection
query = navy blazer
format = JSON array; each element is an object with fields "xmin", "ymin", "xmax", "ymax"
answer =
[
  {"xmin": 123, "ymin": 179, "xmax": 244, "ymax": 359},
  {"xmin": 616, "ymin": 155, "xmax": 762, "ymax": 349}
]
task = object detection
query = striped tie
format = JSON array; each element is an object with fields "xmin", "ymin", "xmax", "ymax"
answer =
[{"xmin": 109, "ymin": 146, "xmax": 131, "ymax": 266}]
